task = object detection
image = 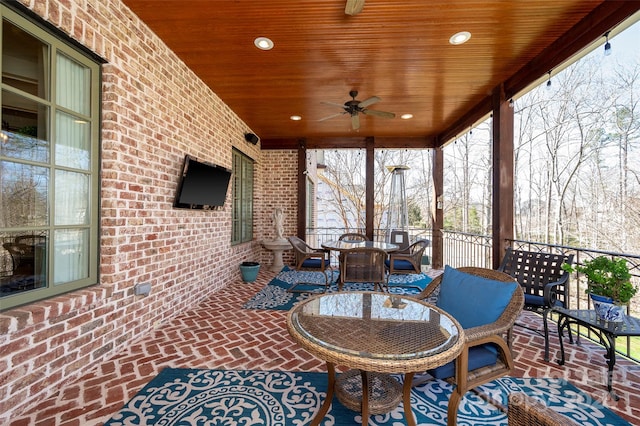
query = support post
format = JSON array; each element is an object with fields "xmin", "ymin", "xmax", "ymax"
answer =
[
  {"xmin": 297, "ymin": 140, "xmax": 307, "ymax": 239},
  {"xmin": 365, "ymin": 138, "xmax": 375, "ymax": 241},
  {"xmin": 432, "ymin": 146, "xmax": 444, "ymax": 269},
  {"xmin": 492, "ymin": 84, "xmax": 514, "ymax": 268}
]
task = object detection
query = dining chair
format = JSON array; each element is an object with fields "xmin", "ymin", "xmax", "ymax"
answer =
[
  {"xmin": 336, "ymin": 233, "xmax": 368, "ymax": 275},
  {"xmin": 412, "ymin": 266, "xmax": 524, "ymax": 426},
  {"xmin": 497, "ymin": 247, "xmax": 574, "ymax": 360},
  {"xmin": 385, "ymin": 239, "xmax": 429, "ymax": 275},
  {"xmin": 286, "ymin": 236, "xmax": 333, "ymax": 293},
  {"xmin": 338, "ymin": 232, "xmax": 367, "ymax": 242},
  {"xmin": 388, "ymin": 230, "xmax": 410, "ymax": 252},
  {"xmin": 339, "ymin": 246, "xmax": 388, "ymax": 291}
]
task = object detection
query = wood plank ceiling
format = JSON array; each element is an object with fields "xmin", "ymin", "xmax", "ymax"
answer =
[{"xmin": 121, "ymin": 1, "xmax": 639, "ymax": 149}]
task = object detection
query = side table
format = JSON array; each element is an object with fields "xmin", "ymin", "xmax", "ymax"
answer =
[
  {"xmin": 287, "ymin": 292, "xmax": 463, "ymax": 426},
  {"xmin": 554, "ymin": 308, "xmax": 640, "ymax": 400}
]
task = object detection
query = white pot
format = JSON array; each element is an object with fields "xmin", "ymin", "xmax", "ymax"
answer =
[{"xmin": 590, "ymin": 293, "xmax": 625, "ymax": 322}]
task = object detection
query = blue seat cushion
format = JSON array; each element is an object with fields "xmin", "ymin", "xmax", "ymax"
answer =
[
  {"xmin": 301, "ymin": 258, "xmax": 325, "ymax": 268},
  {"xmin": 385, "ymin": 259, "xmax": 414, "ymax": 270},
  {"xmin": 436, "ymin": 265, "xmax": 518, "ymax": 329},
  {"xmin": 428, "ymin": 344, "xmax": 498, "ymax": 380},
  {"xmin": 525, "ymin": 294, "xmax": 562, "ymax": 308},
  {"xmin": 525, "ymin": 294, "xmax": 544, "ymax": 307}
]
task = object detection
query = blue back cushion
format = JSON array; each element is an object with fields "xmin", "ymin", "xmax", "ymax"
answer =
[{"xmin": 436, "ymin": 266, "xmax": 518, "ymax": 329}]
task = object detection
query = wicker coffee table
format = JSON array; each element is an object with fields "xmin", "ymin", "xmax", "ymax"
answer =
[{"xmin": 287, "ymin": 291, "xmax": 464, "ymax": 426}]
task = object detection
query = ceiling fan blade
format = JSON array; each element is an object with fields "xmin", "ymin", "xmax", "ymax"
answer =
[
  {"xmin": 318, "ymin": 112, "xmax": 346, "ymax": 122},
  {"xmin": 345, "ymin": 0, "xmax": 365, "ymax": 15},
  {"xmin": 351, "ymin": 114, "xmax": 360, "ymax": 130},
  {"xmin": 358, "ymin": 96, "xmax": 380, "ymax": 108},
  {"xmin": 362, "ymin": 109, "xmax": 395, "ymax": 119},
  {"xmin": 321, "ymin": 101, "xmax": 347, "ymax": 109}
]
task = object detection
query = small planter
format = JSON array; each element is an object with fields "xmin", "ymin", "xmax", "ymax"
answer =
[
  {"xmin": 240, "ymin": 261, "xmax": 260, "ymax": 283},
  {"xmin": 590, "ymin": 293, "xmax": 625, "ymax": 322}
]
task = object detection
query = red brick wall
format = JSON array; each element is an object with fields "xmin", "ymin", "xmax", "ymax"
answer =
[
  {"xmin": 0, "ymin": 0, "xmax": 298, "ymax": 420},
  {"xmin": 260, "ymin": 150, "xmax": 299, "ymax": 265}
]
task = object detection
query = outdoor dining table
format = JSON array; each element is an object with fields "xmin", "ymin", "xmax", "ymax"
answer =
[{"xmin": 286, "ymin": 291, "xmax": 464, "ymax": 426}]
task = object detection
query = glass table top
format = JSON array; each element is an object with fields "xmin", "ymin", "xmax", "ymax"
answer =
[
  {"xmin": 321, "ymin": 240, "xmax": 399, "ymax": 251},
  {"xmin": 289, "ymin": 292, "xmax": 460, "ymax": 360}
]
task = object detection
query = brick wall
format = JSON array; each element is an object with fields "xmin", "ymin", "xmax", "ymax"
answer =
[
  {"xmin": 260, "ymin": 150, "xmax": 299, "ymax": 265},
  {"xmin": 0, "ymin": 0, "xmax": 298, "ymax": 420}
]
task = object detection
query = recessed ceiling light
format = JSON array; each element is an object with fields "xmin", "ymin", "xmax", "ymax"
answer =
[
  {"xmin": 254, "ymin": 37, "xmax": 274, "ymax": 50},
  {"xmin": 290, "ymin": 115, "xmax": 302, "ymax": 121},
  {"xmin": 449, "ymin": 31, "xmax": 471, "ymax": 45},
  {"xmin": 400, "ymin": 114, "xmax": 413, "ymax": 120}
]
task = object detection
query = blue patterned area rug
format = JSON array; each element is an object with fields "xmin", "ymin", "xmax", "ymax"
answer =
[
  {"xmin": 243, "ymin": 267, "xmax": 434, "ymax": 310},
  {"xmin": 104, "ymin": 368, "xmax": 628, "ymax": 426}
]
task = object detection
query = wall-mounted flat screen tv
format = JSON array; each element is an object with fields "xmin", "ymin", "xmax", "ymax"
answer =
[{"xmin": 173, "ymin": 155, "xmax": 232, "ymax": 209}]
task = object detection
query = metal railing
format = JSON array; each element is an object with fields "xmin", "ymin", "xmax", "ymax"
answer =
[
  {"xmin": 442, "ymin": 230, "xmax": 493, "ymax": 269},
  {"xmin": 306, "ymin": 227, "xmax": 432, "ymax": 246},
  {"xmin": 306, "ymin": 227, "xmax": 434, "ymax": 266},
  {"xmin": 306, "ymin": 227, "xmax": 640, "ymax": 362}
]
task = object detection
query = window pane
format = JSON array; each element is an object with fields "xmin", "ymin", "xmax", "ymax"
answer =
[
  {"xmin": 56, "ymin": 53, "xmax": 90, "ymax": 115},
  {"xmin": 55, "ymin": 170, "xmax": 89, "ymax": 225},
  {"xmin": 242, "ymin": 159, "xmax": 253, "ymax": 241},
  {"xmin": 53, "ymin": 228, "xmax": 88, "ymax": 284},
  {"xmin": 0, "ymin": 161, "xmax": 49, "ymax": 227},
  {"xmin": 1, "ymin": 90, "xmax": 50, "ymax": 163},
  {"xmin": 231, "ymin": 150, "xmax": 254, "ymax": 244},
  {"xmin": 2, "ymin": 19, "xmax": 49, "ymax": 99},
  {"xmin": 1, "ymin": 7, "xmax": 100, "ymax": 309},
  {"xmin": 55, "ymin": 111, "xmax": 90, "ymax": 170},
  {"xmin": 0, "ymin": 232, "xmax": 48, "ymax": 297}
]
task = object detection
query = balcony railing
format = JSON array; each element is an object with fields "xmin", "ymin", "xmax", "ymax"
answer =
[
  {"xmin": 307, "ymin": 227, "xmax": 640, "ymax": 362},
  {"xmin": 306, "ymin": 227, "xmax": 433, "ymax": 265},
  {"xmin": 442, "ymin": 230, "xmax": 493, "ymax": 269}
]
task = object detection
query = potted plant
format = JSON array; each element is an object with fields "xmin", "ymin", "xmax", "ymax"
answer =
[
  {"xmin": 240, "ymin": 261, "xmax": 260, "ymax": 283},
  {"xmin": 562, "ymin": 256, "xmax": 637, "ymax": 322}
]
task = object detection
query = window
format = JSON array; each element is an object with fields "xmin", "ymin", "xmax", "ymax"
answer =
[
  {"xmin": 232, "ymin": 149, "xmax": 254, "ymax": 244},
  {"xmin": 1, "ymin": 5, "xmax": 101, "ymax": 310}
]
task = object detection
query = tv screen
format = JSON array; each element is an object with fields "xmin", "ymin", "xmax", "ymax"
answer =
[{"xmin": 173, "ymin": 155, "xmax": 232, "ymax": 209}]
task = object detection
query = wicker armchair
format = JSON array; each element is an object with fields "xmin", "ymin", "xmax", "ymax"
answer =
[
  {"xmin": 498, "ymin": 247, "xmax": 574, "ymax": 361},
  {"xmin": 413, "ymin": 267, "xmax": 524, "ymax": 426},
  {"xmin": 339, "ymin": 246, "xmax": 388, "ymax": 292},
  {"xmin": 338, "ymin": 232, "xmax": 367, "ymax": 242},
  {"xmin": 287, "ymin": 236, "xmax": 332, "ymax": 293},
  {"xmin": 385, "ymin": 239, "xmax": 429, "ymax": 275},
  {"xmin": 508, "ymin": 393, "xmax": 579, "ymax": 426},
  {"xmin": 388, "ymin": 230, "xmax": 410, "ymax": 252}
]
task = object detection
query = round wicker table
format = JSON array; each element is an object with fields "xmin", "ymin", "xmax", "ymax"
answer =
[{"xmin": 287, "ymin": 291, "xmax": 464, "ymax": 426}]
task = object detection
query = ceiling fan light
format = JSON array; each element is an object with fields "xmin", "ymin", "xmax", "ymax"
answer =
[
  {"xmin": 449, "ymin": 31, "xmax": 471, "ymax": 45},
  {"xmin": 345, "ymin": 0, "xmax": 365, "ymax": 16},
  {"xmin": 254, "ymin": 37, "xmax": 274, "ymax": 50}
]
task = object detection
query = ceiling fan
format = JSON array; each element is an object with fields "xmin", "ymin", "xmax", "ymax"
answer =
[
  {"xmin": 345, "ymin": 0, "xmax": 365, "ymax": 15},
  {"xmin": 318, "ymin": 90, "xmax": 396, "ymax": 130}
]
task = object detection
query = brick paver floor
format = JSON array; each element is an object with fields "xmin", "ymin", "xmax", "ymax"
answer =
[{"xmin": 9, "ymin": 269, "xmax": 640, "ymax": 425}]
